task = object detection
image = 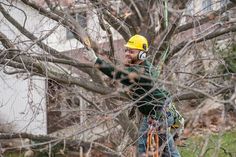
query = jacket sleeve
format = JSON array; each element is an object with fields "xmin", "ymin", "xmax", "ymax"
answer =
[{"xmin": 95, "ymin": 58, "xmax": 153, "ymax": 86}]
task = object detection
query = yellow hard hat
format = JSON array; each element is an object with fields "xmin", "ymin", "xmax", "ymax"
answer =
[{"xmin": 125, "ymin": 35, "xmax": 149, "ymax": 51}]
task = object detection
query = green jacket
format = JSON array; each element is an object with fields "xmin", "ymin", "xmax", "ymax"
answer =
[{"xmin": 95, "ymin": 58, "xmax": 170, "ymax": 116}]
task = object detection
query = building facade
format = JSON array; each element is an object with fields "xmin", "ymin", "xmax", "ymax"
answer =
[{"xmin": 0, "ymin": 0, "xmax": 123, "ymax": 135}]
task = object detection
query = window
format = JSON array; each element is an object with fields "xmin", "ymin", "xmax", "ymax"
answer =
[
  {"xmin": 220, "ymin": 0, "xmax": 229, "ymax": 7},
  {"xmin": 66, "ymin": 11, "xmax": 87, "ymax": 40},
  {"xmin": 202, "ymin": 0, "xmax": 212, "ymax": 12},
  {"xmin": 46, "ymin": 79, "xmax": 82, "ymax": 133},
  {"xmin": 186, "ymin": 0, "xmax": 194, "ymax": 15},
  {"xmin": 75, "ymin": 0, "xmax": 86, "ymax": 3}
]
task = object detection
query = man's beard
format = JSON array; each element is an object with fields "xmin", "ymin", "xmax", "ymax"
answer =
[{"xmin": 124, "ymin": 57, "xmax": 139, "ymax": 66}]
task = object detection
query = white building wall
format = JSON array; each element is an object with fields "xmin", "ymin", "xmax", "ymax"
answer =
[
  {"xmin": 0, "ymin": 73, "xmax": 47, "ymax": 134},
  {"xmin": 0, "ymin": 1, "xmax": 49, "ymax": 134},
  {"xmin": 44, "ymin": 8, "xmax": 123, "ymax": 52},
  {"xmin": 0, "ymin": 1, "xmax": 122, "ymax": 135},
  {"xmin": 180, "ymin": 0, "xmax": 228, "ymax": 25},
  {"xmin": 194, "ymin": 0, "xmax": 225, "ymax": 14}
]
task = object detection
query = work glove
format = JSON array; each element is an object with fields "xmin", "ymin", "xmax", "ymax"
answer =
[{"xmin": 83, "ymin": 48, "xmax": 98, "ymax": 63}]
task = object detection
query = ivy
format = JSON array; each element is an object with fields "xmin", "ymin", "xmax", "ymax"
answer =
[{"xmin": 218, "ymin": 43, "xmax": 236, "ymax": 74}]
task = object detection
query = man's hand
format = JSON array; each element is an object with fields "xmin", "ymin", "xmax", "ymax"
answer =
[{"xmin": 83, "ymin": 48, "xmax": 98, "ymax": 63}]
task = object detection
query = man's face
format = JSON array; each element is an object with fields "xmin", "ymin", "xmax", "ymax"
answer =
[{"xmin": 124, "ymin": 48, "xmax": 140, "ymax": 65}]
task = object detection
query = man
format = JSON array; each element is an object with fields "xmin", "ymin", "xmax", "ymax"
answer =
[{"xmin": 84, "ymin": 34, "xmax": 181, "ymax": 157}]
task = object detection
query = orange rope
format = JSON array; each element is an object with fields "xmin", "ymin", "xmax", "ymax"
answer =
[
  {"xmin": 146, "ymin": 129, "xmax": 151, "ymax": 157},
  {"xmin": 146, "ymin": 127, "xmax": 159, "ymax": 157},
  {"xmin": 154, "ymin": 133, "xmax": 159, "ymax": 157}
]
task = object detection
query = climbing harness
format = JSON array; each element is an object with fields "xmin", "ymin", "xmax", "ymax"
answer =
[{"xmin": 145, "ymin": 98, "xmax": 173, "ymax": 157}]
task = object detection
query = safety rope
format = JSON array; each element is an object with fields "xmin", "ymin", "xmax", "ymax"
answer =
[
  {"xmin": 156, "ymin": 0, "xmax": 170, "ymax": 77},
  {"xmin": 146, "ymin": 3, "xmax": 170, "ymax": 155},
  {"xmin": 146, "ymin": 122, "xmax": 159, "ymax": 157}
]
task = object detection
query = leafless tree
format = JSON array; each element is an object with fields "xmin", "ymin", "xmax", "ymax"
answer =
[{"xmin": 0, "ymin": 0, "xmax": 235, "ymax": 156}]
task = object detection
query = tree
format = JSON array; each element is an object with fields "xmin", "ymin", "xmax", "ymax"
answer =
[{"xmin": 0, "ymin": 0, "xmax": 236, "ymax": 156}]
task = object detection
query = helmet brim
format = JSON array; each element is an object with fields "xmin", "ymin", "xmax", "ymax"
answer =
[{"xmin": 124, "ymin": 44, "xmax": 144, "ymax": 51}]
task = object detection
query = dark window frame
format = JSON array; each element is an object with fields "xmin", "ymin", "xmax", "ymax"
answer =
[
  {"xmin": 220, "ymin": 0, "xmax": 229, "ymax": 7},
  {"xmin": 186, "ymin": 0, "xmax": 194, "ymax": 15},
  {"xmin": 202, "ymin": 0, "xmax": 212, "ymax": 12},
  {"xmin": 66, "ymin": 11, "xmax": 87, "ymax": 40}
]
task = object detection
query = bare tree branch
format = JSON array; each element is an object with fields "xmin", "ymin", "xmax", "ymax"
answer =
[
  {"xmin": 0, "ymin": 2, "xmax": 107, "ymax": 85},
  {"xmin": 97, "ymin": 12, "xmax": 115, "ymax": 61},
  {"xmin": 152, "ymin": 16, "xmax": 182, "ymax": 62},
  {"xmin": 89, "ymin": 0, "xmax": 131, "ymax": 40},
  {"xmin": 0, "ymin": 3, "xmax": 69, "ymax": 60},
  {"xmin": 0, "ymin": 132, "xmax": 120, "ymax": 156},
  {"xmin": 169, "ymin": 24, "xmax": 236, "ymax": 60},
  {"xmin": 0, "ymin": 31, "xmax": 14, "ymax": 48},
  {"xmin": 176, "ymin": 3, "xmax": 236, "ymax": 33},
  {"xmin": 20, "ymin": 0, "xmax": 98, "ymax": 51},
  {"xmin": 0, "ymin": 49, "xmax": 112, "ymax": 94},
  {"xmin": 173, "ymin": 85, "xmax": 234, "ymax": 101},
  {"xmin": 1, "ymin": 1, "xmax": 235, "ymax": 156},
  {"xmin": 230, "ymin": 0, "xmax": 236, "ymax": 3}
]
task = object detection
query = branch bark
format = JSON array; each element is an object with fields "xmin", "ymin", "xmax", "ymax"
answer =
[
  {"xmin": 0, "ymin": 32, "xmax": 14, "ymax": 49},
  {"xmin": 0, "ymin": 2, "xmax": 106, "ymax": 85},
  {"xmin": 176, "ymin": 3, "xmax": 236, "ymax": 33},
  {"xmin": 20, "ymin": 0, "xmax": 99, "ymax": 51},
  {"xmin": 173, "ymin": 86, "xmax": 234, "ymax": 101},
  {"xmin": 0, "ymin": 132, "xmax": 119, "ymax": 156},
  {"xmin": 0, "ymin": 49, "xmax": 112, "ymax": 94},
  {"xmin": 169, "ymin": 24, "xmax": 236, "ymax": 60},
  {"xmin": 0, "ymin": 3, "xmax": 69, "ymax": 60}
]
